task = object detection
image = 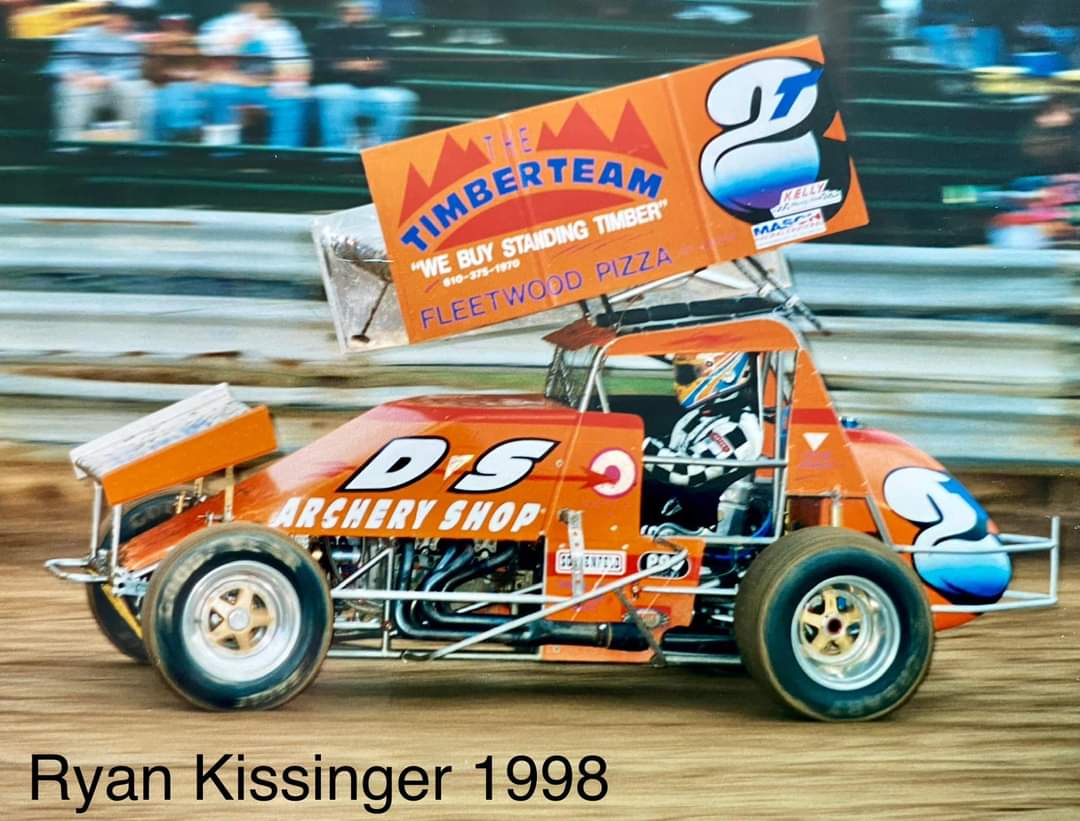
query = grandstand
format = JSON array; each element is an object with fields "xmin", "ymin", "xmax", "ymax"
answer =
[{"xmin": 0, "ymin": 0, "xmax": 1044, "ymax": 245}]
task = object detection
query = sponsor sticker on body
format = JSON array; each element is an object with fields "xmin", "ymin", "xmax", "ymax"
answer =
[
  {"xmin": 771, "ymin": 180, "xmax": 843, "ymax": 217},
  {"xmin": 555, "ymin": 550, "xmax": 627, "ymax": 576},
  {"xmin": 361, "ymin": 36, "xmax": 867, "ymax": 342},
  {"xmin": 752, "ymin": 208, "xmax": 827, "ymax": 249},
  {"xmin": 266, "ymin": 435, "xmax": 554, "ymax": 538},
  {"xmin": 638, "ymin": 551, "xmax": 691, "ymax": 579}
]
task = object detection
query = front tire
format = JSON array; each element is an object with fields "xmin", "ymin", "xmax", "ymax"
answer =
[
  {"xmin": 142, "ymin": 524, "xmax": 332, "ymax": 710},
  {"xmin": 735, "ymin": 527, "xmax": 933, "ymax": 721}
]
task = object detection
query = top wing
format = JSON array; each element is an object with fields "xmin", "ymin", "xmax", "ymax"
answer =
[{"xmin": 319, "ymin": 35, "xmax": 864, "ymax": 351}]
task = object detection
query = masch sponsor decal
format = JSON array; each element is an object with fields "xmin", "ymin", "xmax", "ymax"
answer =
[
  {"xmin": 361, "ymin": 36, "xmax": 867, "ymax": 343},
  {"xmin": 752, "ymin": 209, "xmax": 827, "ymax": 249}
]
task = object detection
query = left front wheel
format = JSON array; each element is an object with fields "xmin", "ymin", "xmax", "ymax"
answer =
[{"xmin": 143, "ymin": 524, "xmax": 332, "ymax": 710}]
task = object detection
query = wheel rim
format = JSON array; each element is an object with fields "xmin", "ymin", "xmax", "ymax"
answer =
[
  {"xmin": 182, "ymin": 560, "xmax": 301, "ymax": 684},
  {"xmin": 789, "ymin": 574, "xmax": 901, "ymax": 692}
]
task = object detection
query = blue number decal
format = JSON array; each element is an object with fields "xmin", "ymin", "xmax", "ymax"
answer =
[
  {"xmin": 698, "ymin": 57, "xmax": 850, "ymax": 223},
  {"xmin": 883, "ymin": 466, "xmax": 1011, "ymax": 604}
]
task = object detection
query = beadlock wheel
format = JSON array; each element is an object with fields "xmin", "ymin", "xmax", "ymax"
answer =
[{"xmin": 790, "ymin": 575, "xmax": 902, "ymax": 692}]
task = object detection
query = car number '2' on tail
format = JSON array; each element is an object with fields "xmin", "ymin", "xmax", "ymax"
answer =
[{"xmin": 883, "ymin": 466, "xmax": 1011, "ymax": 604}]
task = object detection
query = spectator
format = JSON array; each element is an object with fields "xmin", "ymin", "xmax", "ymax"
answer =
[
  {"xmin": 48, "ymin": 2, "xmax": 153, "ymax": 141},
  {"xmin": 144, "ymin": 14, "xmax": 205, "ymax": 141},
  {"xmin": 312, "ymin": 0, "xmax": 418, "ymax": 149},
  {"xmin": 918, "ymin": 1, "xmax": 1004, "ymax": 69},
  {"xmin": 198, "ymin": 1, "xmax": 309, "ymax": 147},
  {"xmin": 1010, "ymin": 2, "xmax": 1080, "ymax": 76},
  {"xmin": 1020, "ymin": 96, "xmax": 1079, "ymax": 175}
]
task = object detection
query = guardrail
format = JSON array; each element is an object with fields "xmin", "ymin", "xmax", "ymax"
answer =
[{"xmin": 0, "ymin": 207, "xmax": 1077, "ymax": 467}]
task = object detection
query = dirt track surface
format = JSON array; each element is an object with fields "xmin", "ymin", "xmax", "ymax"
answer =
[{"xmin": 1, "ymin": 455, "xmax": 1077, "ymax": 819}]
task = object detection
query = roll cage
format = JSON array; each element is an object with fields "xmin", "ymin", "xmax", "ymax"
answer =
[
  {"xmin": 538, "ymin": 308, "xmax": 1059, "ymax": 616},
  {"xmin": 542, "ymin": 311, "xmax": 797, "ymax": 547}
]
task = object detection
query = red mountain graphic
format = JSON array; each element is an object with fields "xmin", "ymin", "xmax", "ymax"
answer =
[
  {"xmin": 537, "ymin": 101, "xmax": 666, "ymax": 168},
  {"xmin": 398, "ymin": 135, "xmax": 489, "ymax": 225},
  {"xmin": 396, "ymin": 101, "xmax": 665, "ymax": 226}
]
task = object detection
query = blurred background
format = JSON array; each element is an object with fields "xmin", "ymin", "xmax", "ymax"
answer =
[
  {"xmin": 0, "ymin": 0, "xmax": 1076, "ymax": 492},
  {"xmin": 2, "ymin": 0, "xmax": 1080, "ymax": 247},
  {"xmin": 0, "ymin": 8, "xmax": 1075, "ymax": 811}
]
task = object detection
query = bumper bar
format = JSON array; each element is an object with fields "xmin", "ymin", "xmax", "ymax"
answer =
[
  {"xmin": 894, "ymin": 517, "xmax": 1060, "ymax": 614},
  {"xmin": 44, "ymin": 556, "xmax": 107, "ymax": 584}
]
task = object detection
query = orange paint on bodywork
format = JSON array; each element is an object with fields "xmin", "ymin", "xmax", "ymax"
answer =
[
  {"xmin": 101, "ymin": 406, "xmax": 276, "ymax": 506},
  {"xmin": 606, "ymin": 317, "xmax": 801, "ymax": 357},
  {"xmin": 115, "ymin": 317, "xmax": 993, "ymax": 638},
  {"xmin": 843, "ymin": 426, "xmax": 983, "ymax": 629}
]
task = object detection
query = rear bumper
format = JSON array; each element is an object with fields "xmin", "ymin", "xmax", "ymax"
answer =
[
  {"xmin": 895, "ymin": 517, "xmax": 1060, "ymax": 614},
  {"xmin": 44, "ymin": 556, "xmax": 106, "ymax": 584},
  {"xmin": 44, "ymin": 482, "xmax": 152, "ymax": 597}
]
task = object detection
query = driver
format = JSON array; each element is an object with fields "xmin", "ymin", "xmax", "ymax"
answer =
[{"xmin": 643, "ymin": 351, "xmax": 763, "ymax": 532}]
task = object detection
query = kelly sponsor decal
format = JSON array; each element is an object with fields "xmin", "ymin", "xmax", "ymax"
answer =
[
  {"xmin": 361, "ymin": 37, "xmax": 867, "ymax": 343},
  {"xmin": 770, "ymin": 180, "xmax": 843, "ymax": 217}
]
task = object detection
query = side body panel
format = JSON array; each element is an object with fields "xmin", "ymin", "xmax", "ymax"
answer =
[
  {"xmin": 779, "ymin": 350, "xmax": 1011, "ymax": 630},
  {"xmin": 124, "ymin": 396, "xmax": 585, "ymax": 567},
  {"xmin": 115, "ymin": 316, "xmax": 1012, "ymax": 657},
  {"xmin": 119, "ymin": 394, "xmax": 703, "ymax": 652}
]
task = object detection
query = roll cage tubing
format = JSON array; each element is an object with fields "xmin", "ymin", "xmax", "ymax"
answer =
[
  {"xmin": 564, "ymin": 315, "xmax": 1059, "ymax": 617},
  {"xmin": 574, "ymin": 315, "xmax": 801, "ymax": 544}
]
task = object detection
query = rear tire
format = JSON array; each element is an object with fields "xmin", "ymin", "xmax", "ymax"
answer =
[
  {"xmin": 87, "ymin": 492, "xmax": 179, "ymax": 663},
  {"xmin": 143, "ymin": 524, "xmax": 332, "ymax": 710},
  {"xmin": 87, "ymin": 582, "xmax": 149, "ymax": 662},
  {"xmin": 735, "ymin": 527, "xmax": 933, "ymax": 721}
]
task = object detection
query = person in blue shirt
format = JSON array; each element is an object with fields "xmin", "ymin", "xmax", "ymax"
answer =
[
  {"xmin": 49, "ymin": 3, "xmax": 153, "ymax": 141},
  {"xmin": 198, "ymin": 1, "xmax": 310, "ymax": 147}
]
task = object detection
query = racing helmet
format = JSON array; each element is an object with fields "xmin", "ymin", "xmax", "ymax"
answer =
[{"xmin": 673, "ymin": 352, "xmax": 752, "ymax": 409}]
